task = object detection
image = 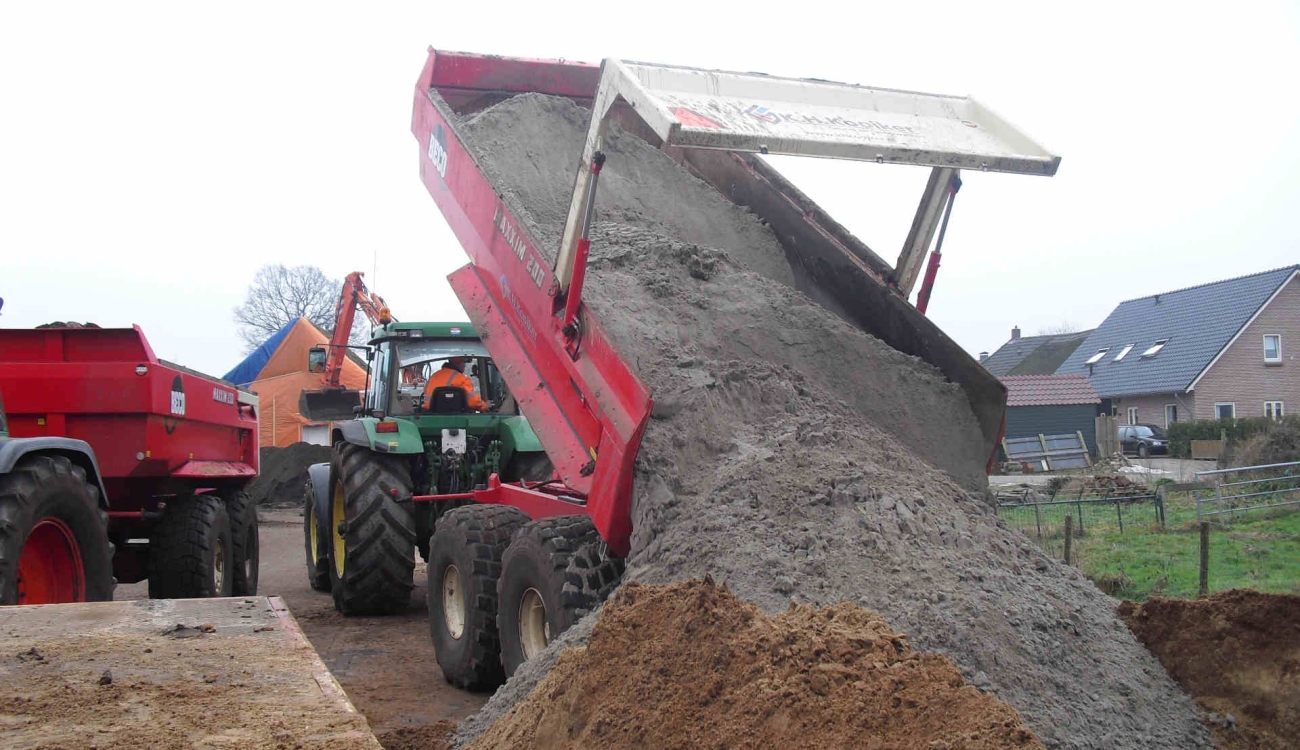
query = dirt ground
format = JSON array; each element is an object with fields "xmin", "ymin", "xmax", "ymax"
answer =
[
  {"xmin": 1119, "ymin": 590, "xmax": 1300, "ymax": 750},
  {"xmin": 115, "ymin": 510, "xmax": 479, "ymax": 745}
]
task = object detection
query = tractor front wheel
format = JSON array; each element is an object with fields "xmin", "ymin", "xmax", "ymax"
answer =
[
  {"xmin": 497, "ymin": 516, "xmax": 602, "ymax": 678},
  {"xmin": 328, "ymin": 444, "xmax": 416, "ymax": 616},
  {"xmin": 148, "ymin": 494, "xmax": 234, "ymax": 599},
  {"xmin": 426, "ymin": 504, "xmax": 529, "ymax": 690},
  {"xmin": 304, "ymin": 470, "xmax": 331, "ymax": 592},
  {"xmin": 0, "ymin": 455, "xmax": 114, "ymax": 605}
]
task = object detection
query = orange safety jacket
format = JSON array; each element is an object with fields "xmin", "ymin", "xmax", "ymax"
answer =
[{"xmin": 422, "ymin": 367, "xmax": 487, "ymax": 411}]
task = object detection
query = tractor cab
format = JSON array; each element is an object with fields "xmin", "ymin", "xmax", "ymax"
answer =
[{"xmin": 363, "ymin": 322, "xmax": 514, "ymax": 418}]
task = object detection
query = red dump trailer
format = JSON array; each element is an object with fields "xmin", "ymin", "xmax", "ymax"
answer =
[
  {"xmin": 0, "ymin": 325, "xmax": 260, "ymax": 604},
  {"xmin": 379, "ymin": 49, "xmax": 1057, "ymax": 685}
]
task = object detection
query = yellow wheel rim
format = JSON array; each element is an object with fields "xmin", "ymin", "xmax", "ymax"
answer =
[
  {"xmin": 309, "ymin": 503, "xmax": 319, "ymax": 565},
  {"xmin": 332, "ymin": 481, "xmax": 346, "ymax": 579}
]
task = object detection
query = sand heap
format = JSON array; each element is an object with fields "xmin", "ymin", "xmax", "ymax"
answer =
[
  {"xmin": 470, "ymin": 579, "xmax": 1045, "ymax": 750},
  {"xmin": 453, "ymin": 93, "xmax": 1210, "ymax": 750},
  {"xmin": 1120, "ymin": 590, "xmax": 1300, "ymax": 750}
]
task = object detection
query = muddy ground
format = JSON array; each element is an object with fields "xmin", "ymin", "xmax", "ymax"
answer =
[{"xmin": 115, "ymin": 511, "xmax": 475, "ymax": 747}]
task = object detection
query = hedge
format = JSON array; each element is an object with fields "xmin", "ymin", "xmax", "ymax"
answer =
[{"xmin": 1166, "ymin": 416, "xmax": 1294, "ymax": 458}]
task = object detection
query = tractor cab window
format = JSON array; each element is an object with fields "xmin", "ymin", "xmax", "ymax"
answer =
[
  {"xmin": 386, "ymin": 338, "xmax": 501, "ymax": 415},
  {"xmin": 366, "ymin": 343, "xmax": 392, "ymax": 415}
]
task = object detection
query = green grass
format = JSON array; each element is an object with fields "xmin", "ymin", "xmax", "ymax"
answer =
[{"xmin": 1000, "ymin": 492, "xmax": 1300, "ymax": 600}]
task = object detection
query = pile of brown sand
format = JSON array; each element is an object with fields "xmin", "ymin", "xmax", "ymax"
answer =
[
  {"xmin": 469, "ymin": 579, "xmax": 1044, "ymax": 750},
  {"xmin": 1119, "ymin": 590, "xmax": 1300, "ymax": 750},
  {"xmin": 451, "ymin": 92, "xmax": 1211, "ymax": 750}
]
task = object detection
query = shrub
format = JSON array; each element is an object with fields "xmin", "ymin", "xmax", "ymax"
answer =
[
  {"xmin": 1231, "ymin": 416, "xmax": 1300, "ymax": 467},
  {"xmin": 1166, "ymin": 417, "xmax": 1276, "ymax": 458}
]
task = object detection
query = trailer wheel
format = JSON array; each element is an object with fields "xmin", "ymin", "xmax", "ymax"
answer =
[
  {"xmin": 0, "ymin": 455, "xmax": 114, "ymax": 605},
  {"xmin": 328, "ymin": 443, "xmax": 416, "ymax": 616},
  {"xmin": 498, "ymin": 516, "xmax": 600, "ymax": 677},
  {"xmin": 148, "ymin": 494, "xmax": 234, "ymax": 599},
  {"xmin": 565, "ymin": 537, "xmax": 625, "ymax": 620},
  {"xmin": 426, "ymin": 504, "xmax": 529, "ymax": 689},
  {"xmin": 304, "ymin": 471, "xmax": 331, "ymax": 592},
  {"xmin": 227, "ymin": 491, "xmax": 259, "ymax": 596}
]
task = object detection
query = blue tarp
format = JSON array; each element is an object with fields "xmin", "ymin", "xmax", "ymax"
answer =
[{"xmin": 223, "ymin": 319, "xmax": 297, "ymax": 387}]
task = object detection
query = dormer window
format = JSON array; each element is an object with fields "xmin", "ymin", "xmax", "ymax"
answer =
[
  {"xmin": 1113, "ymin": 344, "xmax": 1134, "ymax": 361},
  {"xmin": 1085, "ymin": 348, "xmax": 1110, "ymax": 365},
  {"xmin": 1142, "ymin": 339, "xmax": 1169, "ymax": 358}
]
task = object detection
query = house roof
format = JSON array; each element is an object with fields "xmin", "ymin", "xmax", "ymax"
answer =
[
  {"xmin": 1002, "ymin": 375, "xmax": 1100, "ymax": 407},
  {"xmin": 1054, "ymin": 265, "xmax": 1299, "ymax": 397},
  {"xmin": 983, "ymin": 330, "xmax": 1091, "ymax": 376}
]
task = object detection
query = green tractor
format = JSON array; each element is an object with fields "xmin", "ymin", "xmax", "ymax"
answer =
[{"xmin": 301, "ymin": 322, "xmax": 552, "ymax": 616}]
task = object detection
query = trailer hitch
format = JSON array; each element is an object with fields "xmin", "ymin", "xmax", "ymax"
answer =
[{"xmin": 561, "ymin": 151, "xmax": 605, "ymax": 355}]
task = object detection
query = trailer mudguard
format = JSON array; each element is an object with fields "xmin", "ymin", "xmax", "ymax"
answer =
[
  {"xmin": 0, "ymin": 437, "xmax": 110, "ymax": 509},
  {"xmin": 331, "ymin": 418, "xmax": 424, "ymax": 455}
]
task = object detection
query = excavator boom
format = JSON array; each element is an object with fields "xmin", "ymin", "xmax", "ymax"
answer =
[{"xmin": 299, "ymin": 271, "xmax": 391, "ymax": 422}]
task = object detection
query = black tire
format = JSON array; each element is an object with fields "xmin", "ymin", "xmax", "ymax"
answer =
[
  {"xmin": 304, "ymin": 472, "xmax": 331, "ymax": 593},
  {"xmin": 148, "ymin": 494, "xmax": 234, "ymax": 599},
  {"xmin": 227, "ymin": 491, "xmax": 259, "ymax": 596},
  {"xmin": 1138, "ymin": 444, "xmax": 1149, "ymax": 459},
  {"xmin": 498, "ymin": 515, "xmax": 598, "ymax": 678},
  {"xmin": 565, "ymin": 537, "xmax": 625, "ymax": 620},
  {"xmin": 427, "ymin": 504, "xmax": 530, "ymax": 690},
  {"xmin": 328, "ymin": 443, "xmax": 416, "ymax": 616},
  {"xmin": 0, "ymin": 454, "xmax": 114, "ymax": 605}
]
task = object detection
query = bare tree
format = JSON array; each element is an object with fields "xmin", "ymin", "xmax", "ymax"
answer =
[
  {"xmin": 1036, "ymin": 321, "xmax": 1080, "ymax": 336},
  {"xmin": 233, "ymin": 264, "xmax": 369, "ymax": 353}
]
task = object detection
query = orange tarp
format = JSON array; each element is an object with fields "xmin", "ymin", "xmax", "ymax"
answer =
[{"xmin": 248, "ymin": 318, "xmax": 367, "ymax": 447}]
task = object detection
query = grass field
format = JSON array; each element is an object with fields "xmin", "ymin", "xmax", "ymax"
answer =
[{"xmin": 1000, "ymin": 491, "xmax": 1300, "ymax": 600}]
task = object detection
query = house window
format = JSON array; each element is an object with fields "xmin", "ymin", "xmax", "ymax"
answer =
[
  {"xmin": 1127, "ymin": 406, "xmax": 1139, "ymax": 425},
  {"xmin": 1114, "ymin": 344, "xmax": 1134, "ymax": 361},
  {"xmin": 1215, "ymin": 403, "xmax": 1236, "ymax": 420},
  {"xmin": 1142, "ymin": 339, "xmax": 1169, "ymax": 357},
  {"xmin": 1265, "ymin": 401, "xmax": 1284, "ymax": 420},
  {"xmin": 1264, "ymin": 334, "xmax": 1281, "ymax": 363},
  {"xmin": 1164, "ymin": 404, "xmax": 1177, "ymax": 427},
  {"xmin": 1085, "ymin": 348, "xmax": 1110, "ymax": 365}
]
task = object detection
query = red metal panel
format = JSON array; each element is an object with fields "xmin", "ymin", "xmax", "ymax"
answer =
[
  {"xmin": 414, "ymin": 50, "xmax": 652, "ymax": 553},
  {"xmin": 171, "ymin": 460, "xmax": 257, "ymax": 479}
]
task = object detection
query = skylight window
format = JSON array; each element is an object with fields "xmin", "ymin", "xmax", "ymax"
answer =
[
  {"xmin": 1085, "ymin": 348, "xmax": 1110, "ymax": 365},
  {"xmin": 1113, "ymin": 344, "xmax": 1135, "ymax": 361},
  {"xmin": 1142, "ymin": 339, "xmax": 1169, "ymax": 357}
]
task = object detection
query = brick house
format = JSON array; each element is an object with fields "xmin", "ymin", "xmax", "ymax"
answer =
[{"xmin": 1055, "ymin": 265, "xmax": 1299, "ymax": 427}]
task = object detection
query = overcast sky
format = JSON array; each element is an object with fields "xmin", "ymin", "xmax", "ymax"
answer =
[{"xmin": 3, "ymin": 2, "xmax": 1297, "ymax": 376}]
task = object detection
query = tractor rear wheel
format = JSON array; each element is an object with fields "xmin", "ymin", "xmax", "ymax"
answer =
[
  {"xmin": 0, "ymin": 455, "xmax": 114, "ymax": 605},
  {"xmin": 149, "ymin": 494, "xmax": 234, "ymax": 599},
  {"xmin": 497, "ymin": 515, "xmax": 603, "ymax": 677},
  {"xmin": 328, "ymin": 443, "xmax": 416, "ymax": 616},
  {"xmin": 304, "ymin": 472, "xmax": 331, "ymax": 592},
  {"xmin": 227, "ymin": 491, "xmax": 259, "ymax": 596},
  {"xmin": 426, "ymin": 504, "xmax": 529, "ymax": 690}
]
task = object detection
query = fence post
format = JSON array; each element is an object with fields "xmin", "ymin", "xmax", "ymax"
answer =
[
  {"xmin": 1033, "ymin": 495, "xmax": 1043, "ymax": 539},
  {"xmin": 1076, "ymin": 487, "xmax": 1085, "ymax": 536},
  {"xmin": 1198, "ymin": 521, "xmax": 1210, "ymax": 597},
  {"xmin": 1115, "ymin": 498, "xmax": 1124, "ymax": 534},
  {"xmin": 1064, "ymin": 515, "xmax": 1074, "ymax": 566}
]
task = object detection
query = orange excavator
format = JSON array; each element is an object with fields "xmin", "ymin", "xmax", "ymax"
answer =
[{"xmin": 298, "ymin": 271, "xmax": 392, "ymax": 422}]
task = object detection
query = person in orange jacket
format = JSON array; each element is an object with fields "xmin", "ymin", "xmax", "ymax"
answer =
[{"xmin": 422, "ymin": 357, "xmax": 487, "ymax": 411}]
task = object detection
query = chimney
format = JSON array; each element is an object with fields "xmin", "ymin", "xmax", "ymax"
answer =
[
  {"xmin": 1011, "ymin": 326, "xmax": 1021, "ymax": 340},
  {"xmin": 979, "ymin": 352, "xmax": 990, "ymax": 362}
]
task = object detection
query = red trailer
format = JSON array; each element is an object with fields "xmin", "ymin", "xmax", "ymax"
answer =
[{"xmin": 0, "ymin": 325, "xmax": 260, "ymax": 605}]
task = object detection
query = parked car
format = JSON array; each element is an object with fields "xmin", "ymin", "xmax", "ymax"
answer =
[{"xmin": 1120, "ymin": 424, "xmax": 1169, "ymax": 458}]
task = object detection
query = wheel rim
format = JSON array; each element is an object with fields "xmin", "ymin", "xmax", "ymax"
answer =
[
  {"xmin": 442, "ymin": 565, "xmax": 465, "ymax": 639},
  {"xmin": 213, "ymin": 536, "xmax": 226, "ymax": 594},
  {"xmin": 309, "ymin": 503, "xmax": 319, "ymax": 565},
  {"xmin": 18, "ymin": 518, "xmax": 85, "ymax": 604},
  {"xmin": 332, "ymin": 481, "xmax": 346, "ymax": 578},
  {"xmin": 518, "ymin": 587, "xmax": 550, "ymax": 660}
]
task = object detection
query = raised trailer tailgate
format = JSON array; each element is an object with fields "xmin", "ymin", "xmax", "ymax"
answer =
[{"xmin": 0, "ymin": 596, "xmax": 380, "ymax": 749}]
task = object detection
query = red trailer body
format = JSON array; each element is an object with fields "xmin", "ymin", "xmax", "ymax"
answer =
[
  {"xmin": 0, "ymin": 326, "xmax": 258, "ymax": 583},
  {"xmin": 408, "ymin": 50, "xmax": 1010, "ymax": 556}
]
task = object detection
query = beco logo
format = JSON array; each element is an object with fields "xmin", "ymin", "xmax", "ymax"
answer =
[{"xmin": 427, "ymin": 124, "xmax": 449, "ymax": 179}]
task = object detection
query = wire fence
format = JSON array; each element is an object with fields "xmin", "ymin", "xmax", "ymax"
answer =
[
  {"xmin": 1193, "ymin": 460, "xmax": 1300, "ymax": 522},
  {"xmin": 996, "ymin": 490, "xmax": 1163, "ymax": 560}
]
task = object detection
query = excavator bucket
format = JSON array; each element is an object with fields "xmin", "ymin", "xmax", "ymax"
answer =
[{"xmin": 298, "ymin": 388, "xmax": 361, "ymax": 423}]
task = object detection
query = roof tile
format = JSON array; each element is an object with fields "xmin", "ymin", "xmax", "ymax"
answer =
[{"xmin": 1001, "ymin": 375, "xmax": 1101, "ymax": 407}]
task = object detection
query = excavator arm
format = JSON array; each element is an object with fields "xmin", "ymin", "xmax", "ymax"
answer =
[{"xmin": 300, "ymin": 271, "xmax": 392, "ymax": 422}]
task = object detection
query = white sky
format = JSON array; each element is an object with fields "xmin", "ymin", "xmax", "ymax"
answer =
[{"xmin": 3, "ymin": 2, "xmax": 1298, "ymax": 376}]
